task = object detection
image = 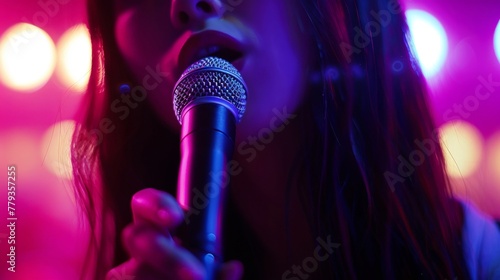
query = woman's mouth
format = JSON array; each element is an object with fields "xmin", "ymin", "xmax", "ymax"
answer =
[
  {"xmin": 193, "ymin": 45, "xmax": 243, "ymax": 64},
  {"xmin": 177, "ymin": 30, "xmax": 247, "ymax": 77}
]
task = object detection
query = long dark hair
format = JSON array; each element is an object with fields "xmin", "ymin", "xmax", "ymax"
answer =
[{"xmin": 73, "ymin": 0, "xmax": 470, "ymax": 279}]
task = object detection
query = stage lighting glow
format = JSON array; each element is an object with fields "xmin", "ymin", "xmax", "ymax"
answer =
[
  {"xmin": 487, "ymin": 132, "xmax": 500, "ymax": 185},
  {"xmin": 0, "ymin": 130, "xmax": 39, "ymax": 175},
  {"xmin": 41, "ymin": 120, "xmax": 75, "ymax": 179},
  {"xmin": 0, "ymin": 23, "xmax": 56, "ymax": 92},
  {"xmin": 439, "ymin": 121, "xmax": 483, "ymax": 178},
  {"xmin": 494, "ymin": 20, "xmax": 500, "ymax": 63},
  {"xmin": 406, "ymin": 10, "xmax": 448, "ymax": 78},
  {"xmin": 56, "ymin": 24, "xmax": 91, "ymax": 92}
]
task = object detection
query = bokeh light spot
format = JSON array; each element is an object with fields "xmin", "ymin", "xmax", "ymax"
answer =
[
  {"xmin": 56, "ymin": 24, "xmax": 91, "ymax": 92},
  {"xmin": 392, "ymin": 60, "xmax": 404, "ymax": 72},
  {"xmin": 406, "ymin": 10, "xmax": 448, "ymax": 78},
  {"xmin": 0, "ymin": 23, "xmax": 56, "ymax": 92},
  {"xmin": 439, "ymin": 121, "xmax": 483, "ymax": 178},
  {"xmin": 494, "ymin": 20, "xmax": 500, "ymax": 63},
  {"xmin": 41, "ymin": 120, "xmax": 75, "ymax": 179},
  {"xmin": 204, "ymin": 253, "xmax": 215, "ymax": 263},
  {"xmin": 324, "ymin": 66, "xmax": 340, "ymax": 81}
]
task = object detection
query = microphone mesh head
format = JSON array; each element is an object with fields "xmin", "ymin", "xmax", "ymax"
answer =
[{"xmin": 173, "ymin": 57, "xmax": 247, "ymax": 124}]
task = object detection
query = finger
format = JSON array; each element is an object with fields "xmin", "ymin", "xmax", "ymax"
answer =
[
  {"xmin": 219, "ymin": 260, "xmax": 244, "ymax": 280},
  {"xmin": 105, "ymin": 259, "xmax": 138, "ymax": 280},
  {"xmin": 123, "ymin": 223, "xmax": 205, "ymax": 280},
  {"xmin": 131, "ymin": 188, "xmax": 184, "ymax": 230},
  {"xmin": 106, "ymin": 258, "xmax": 173, "ymax": 280}
]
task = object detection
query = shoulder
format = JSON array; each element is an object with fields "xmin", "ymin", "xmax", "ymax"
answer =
[{"xmin": 460, "ymin": 200, "xmax": 500, "ymax": 279}]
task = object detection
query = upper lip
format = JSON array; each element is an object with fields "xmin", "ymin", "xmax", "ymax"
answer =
[{"xmin": 177, "ymin": 30, "xmax": 245, "ymax": 76}]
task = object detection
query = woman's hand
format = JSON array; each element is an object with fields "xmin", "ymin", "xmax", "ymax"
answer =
[{"xmin": 106, "ymin": 188, "xmax": 243, "ymax": 280}]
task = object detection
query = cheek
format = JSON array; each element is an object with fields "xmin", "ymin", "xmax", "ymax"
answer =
[
  {"xmin": 115, "ymin": 9, "xmax": 144, "ymax": 67},
  {"xmin": 238, "ymin": 14, "xmax": 309, "ymax": 135},
  {"xmin": 239, "ymin": 52, "xmax": 306, "ymax": 138},
  {"xmin": 115, "ymin": 9, "xmax": 180, "ymax": 131},
  {"xmin": 115, "ymin": 9, "xmax": 170, "ymax": 70}
]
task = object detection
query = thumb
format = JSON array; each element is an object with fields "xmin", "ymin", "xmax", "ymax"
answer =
[{"xmin": 218, "ymin": 260, "xmax": 244, "ymax": 280}]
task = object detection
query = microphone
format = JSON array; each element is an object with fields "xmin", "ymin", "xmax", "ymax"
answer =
[{"xmin": 173, "ymin": 56, "xmax": 247, "ymax": 279}]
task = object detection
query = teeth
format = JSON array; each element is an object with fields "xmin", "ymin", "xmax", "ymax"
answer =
[
  {"xmin": 196, "ymin": 46, "xmax": 221, "ymax": 60},
  {"xmin": 197, "ymin": 48, "xmax": 209, "ymax": 59},
  {"xmin": 207, "ymin": 46, "xmax": 220, "ymax": 54}
]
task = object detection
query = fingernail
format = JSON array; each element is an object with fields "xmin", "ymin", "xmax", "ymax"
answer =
[
  {"xmin": 177, "ymin": 265, "xmax": 204, "ymax": 280},
  {"xmin": 157, "ymin": 209, "xmax": 171, "ymax": 224}
]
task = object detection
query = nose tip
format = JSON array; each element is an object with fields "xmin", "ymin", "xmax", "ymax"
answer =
[{"xmin": 171, "ymin": 0, "xmax": 224, "ymax": 30}]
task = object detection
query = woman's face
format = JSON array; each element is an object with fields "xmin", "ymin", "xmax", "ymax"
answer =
[{"xmin": 114, "ymin": 0, "xmax": 312, "ymax": 138}]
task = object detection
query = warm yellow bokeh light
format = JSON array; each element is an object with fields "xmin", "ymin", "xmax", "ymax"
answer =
[
  {"xmin": 487, "ymin": 132, "xmax": 500, "ymax": 185},
  {"xmin": 0, "ymin": 23, "xmax": 56, "ymax": 92},
  {"xmin": 56, "ymin": 24, "xmax": 91, "ymax": 92},
  {"xmin": 41, "ymin": 120, "xmax": 75, "ymax": 179},
  {"xmin": 439, "ymin": 121, "xmax": 483, "ymax": 178}
]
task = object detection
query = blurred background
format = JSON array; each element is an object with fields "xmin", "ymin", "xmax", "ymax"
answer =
[{"xmin": 0, "ymin": 0, "xmax": 498, "ymax": 279}]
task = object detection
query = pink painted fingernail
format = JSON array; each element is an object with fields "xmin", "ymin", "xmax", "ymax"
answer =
[{"xmin": 157, "ymin": 209, "xmax": 170, "ymax": 223}]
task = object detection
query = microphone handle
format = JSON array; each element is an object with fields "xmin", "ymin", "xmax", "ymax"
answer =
[{"xmin": 176, "ymin": 102, "xmax": 236, "ymax": 280}]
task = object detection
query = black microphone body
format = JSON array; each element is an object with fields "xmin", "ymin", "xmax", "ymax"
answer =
[
  {"xmin": 177, "ymin": 102, "xmax": 236, "ymax": 279},
  {"xmin": 173, "ymin": 57, "xmax": 247, "ymax": 280}
]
